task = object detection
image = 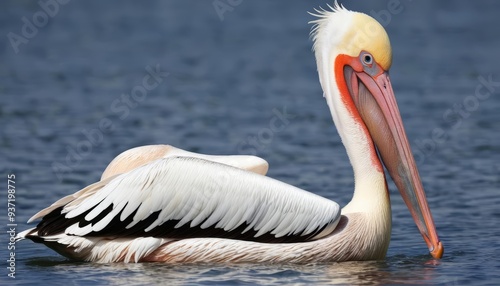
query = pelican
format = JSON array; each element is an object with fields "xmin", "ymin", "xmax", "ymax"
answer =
[{"xmin": 17, "ymin": 3, "xmax": 443, "ymax": 263}]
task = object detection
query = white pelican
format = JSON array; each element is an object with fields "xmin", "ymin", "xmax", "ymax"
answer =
[{"xmin": 17, "ymin": 3, "xmax": 443, "ymax": 263}]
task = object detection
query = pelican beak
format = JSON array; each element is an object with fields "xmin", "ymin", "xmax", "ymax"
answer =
[{"xmin": 345, "ymin": 67, "xmax": 443, "ymax": 259}]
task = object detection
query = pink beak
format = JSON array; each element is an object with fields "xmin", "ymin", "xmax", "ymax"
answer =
[{"xmin": 345, "ymin": 67, "xmax": 443, "ymax": 259}]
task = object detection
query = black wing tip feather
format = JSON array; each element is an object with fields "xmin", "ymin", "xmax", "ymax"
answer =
[{"xmin": 33, "ymin": 203, "xmax": 335, "ymax": 244}]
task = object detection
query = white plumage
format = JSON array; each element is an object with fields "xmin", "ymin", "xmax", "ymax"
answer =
[{"xmin": 31, "ymin": 157, "xmax": 341, "ymax": 241}]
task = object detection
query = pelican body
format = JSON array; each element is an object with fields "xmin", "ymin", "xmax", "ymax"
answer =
[{"xmin": 17, "ymin": 3, "xmax": 443, "ymax": 263}]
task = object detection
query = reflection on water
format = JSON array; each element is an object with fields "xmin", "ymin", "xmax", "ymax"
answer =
[{"xmin": 22, "ymin": 256, "xmax": 452, "ymax": 285}]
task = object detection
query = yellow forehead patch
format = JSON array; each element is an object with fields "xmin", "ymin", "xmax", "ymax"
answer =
[{"xmin": 339, "ymin": 12, "xmax": 392, "ymax": 70}]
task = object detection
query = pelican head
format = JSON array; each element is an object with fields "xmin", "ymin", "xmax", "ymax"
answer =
[{"xmin": 311, "ymin": 3, "xmax": 443, "ymax": 259}]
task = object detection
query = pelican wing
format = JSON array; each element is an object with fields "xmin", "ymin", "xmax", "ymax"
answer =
[
  {"xmin": 101, "ymin": 145, "xmax": 269, "ymax": 180},
  {"xmin": 34, "ymin": 157, "xmax": 341, "ymax": 243}
]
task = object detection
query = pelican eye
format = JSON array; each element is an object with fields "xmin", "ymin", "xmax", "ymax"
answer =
[{"xmin": 362, "ymin": 53, "xmax": 373, "ymax": 65}]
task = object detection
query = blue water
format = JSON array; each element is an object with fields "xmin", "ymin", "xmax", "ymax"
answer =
[{"xmin": 1, "ymin": 0, "xmax": 499, "ymax": 285}]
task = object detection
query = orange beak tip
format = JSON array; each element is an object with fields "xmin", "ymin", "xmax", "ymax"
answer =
[{"xmin": 430, "ymin": 241, "xmax": 444, "ymax": 259}]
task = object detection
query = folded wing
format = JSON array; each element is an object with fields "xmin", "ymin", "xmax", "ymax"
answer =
[{"xmin": 32, "ymin": 157, "xmax": 341, "ymax": 243}]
